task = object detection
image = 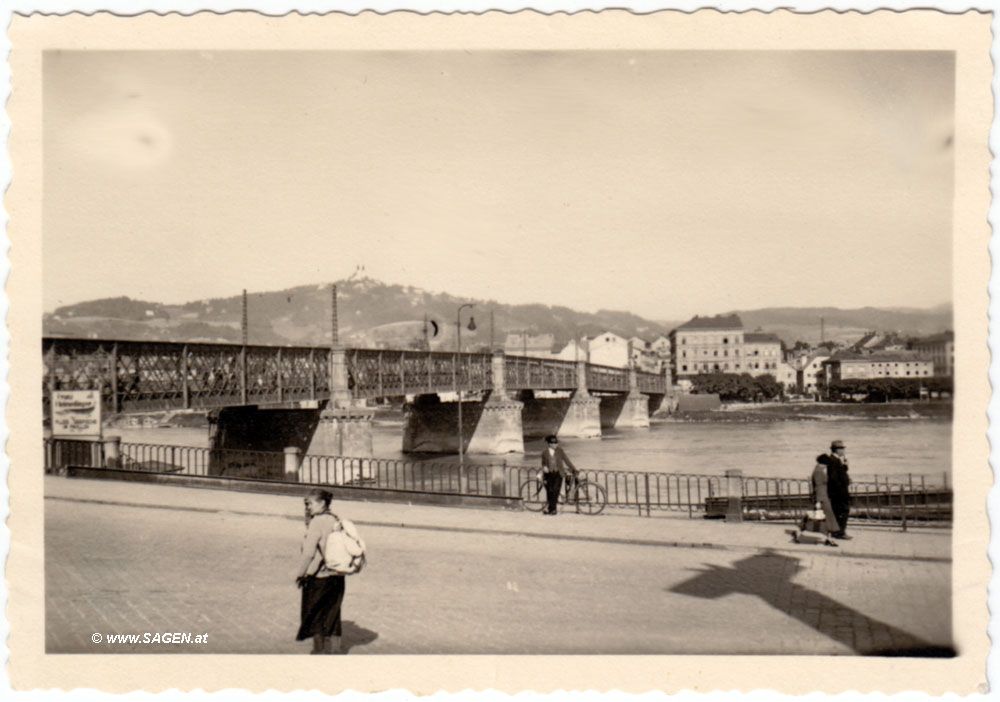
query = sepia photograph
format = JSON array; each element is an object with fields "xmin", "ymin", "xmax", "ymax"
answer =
[{"xmin": 6, "ymin": 7, "xmax": 993, "ymax": 696}]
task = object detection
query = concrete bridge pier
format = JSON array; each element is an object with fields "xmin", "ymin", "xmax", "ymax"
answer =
[
  {"xmin": 402, "ymin": 352, "xmax": 525, "ymax": 455},
  {"xmin": 466, "ymin": 391, "xmax": 525, "ymax": 454},
  {"xmin": 558, "ymin": 390, "xmax": 602, "ymax": 438},
  {"xmin": 308, "ymin": 405, "xmax": 376, "ymax": 458},
  {"xmin": 648, "ymin": 392, "xmax": 675, "ymax": 417},
  {"xmin": 401, "ymin": 392, "xmax": 524, "ymax": 455},
  {"xmin": 614, "ymin": 391, "xmax": 651, "ymax": 428},
  {"xmin": 557, "ymin": 362, "xmax": 601, "ymax": 438},
  {"xmin": 608, "ymin": 368, "xmax": 651, "ymax": 429},
  {"xmin": 306, "ymin": 347, "xmax": 376, "ymax": 473}
]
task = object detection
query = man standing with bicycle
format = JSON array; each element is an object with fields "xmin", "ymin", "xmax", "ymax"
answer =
[{"xmin": 539, "ymin": 435, "xmax": 579, "ymax": 516}]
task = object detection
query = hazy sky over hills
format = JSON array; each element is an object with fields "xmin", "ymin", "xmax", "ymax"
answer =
[{"xmin": 44, "ymin": 50, "xmax": 954, "ymax": 319}]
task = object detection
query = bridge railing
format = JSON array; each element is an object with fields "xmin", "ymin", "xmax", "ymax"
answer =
[
  {"xmin": 586, "ymin": 364, "xmax": 629, "ymax": 392},
  {"xmin": 43, "ymin": 338, "xmax": 331, "ymax": 414},
  {"xmin": 346, "ymin": 349, "xmax": 494, "ymax": 399},
  {"xmin": 636, "ymin": 371, "xmax": 668, "ymax": 394},
  {"xmin": 504, "ymin": 356, "xmax": 577, "ymax": 390},
  {"xmin": 44, "ymin": 337, "xmax": 669, "ymax": 414}
]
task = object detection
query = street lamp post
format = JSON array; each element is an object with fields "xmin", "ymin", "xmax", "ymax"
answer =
[{"xmin": 455, "ymin": 304, "xmax": 476, "ymax": 480}]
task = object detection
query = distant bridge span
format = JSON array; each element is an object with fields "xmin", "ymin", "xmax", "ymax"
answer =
[{"xmin": 43, "ymin": 337, "xmax": 669, "ymax": 415}]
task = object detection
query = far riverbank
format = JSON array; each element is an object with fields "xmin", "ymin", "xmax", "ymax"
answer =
[{"xmin": 663, "ymin": 400, "xmax": 952, "ymax": 423}]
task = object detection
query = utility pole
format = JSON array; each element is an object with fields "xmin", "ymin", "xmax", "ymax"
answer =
[
  {"xmin": 241, "ymin": 289, "xmax": 248, "ymax": 346},
  {"xmin": 331, "ymin": 284, "xmax": 340, "ymax": 348},
  {"xmin": 240, "ymin": 289, "xmax": 248, "ymax": 405}
]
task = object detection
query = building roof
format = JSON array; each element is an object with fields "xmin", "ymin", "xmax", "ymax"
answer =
[
  {"xmin": 912, "ymin": 331, "xmax": 954, "ymax": 345},
  {"xmin": 828, "ymin": 350, "xmax": 929, "ymax": 363},
  {"xmin": 588, "ymin": 331, "xmax": 627, "ymax": 341},
  {"xmin": 744, "ymin": 332, "xmax": 781, "ymax": 344},
  {"xmin": 675, "ymin": 314, "xmax": 743, "ymax": 331}
]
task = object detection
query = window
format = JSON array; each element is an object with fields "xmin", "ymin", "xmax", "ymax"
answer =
[
  {"xmin": 724, "ymin": 350, "xmax": 728, "ymax": 357},
  {"xmin": 713, "ymin": 350, "xmax": 718, "ymax": 357},
  {"xmin": 682, "ymin": 351, "xmax": 686, "ymax": 358},
  {"xmin": 723, "ymin": 337, "xmax": 728, "ymax": 344},
  {"xmin": 681, "ymin": 365, "xmax": 687, "ymax": 372}
]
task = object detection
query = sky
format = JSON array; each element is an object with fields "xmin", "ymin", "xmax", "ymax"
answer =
[{"xmin": 43, "ymin": 50, "xmax": 955, "ymax": 320}]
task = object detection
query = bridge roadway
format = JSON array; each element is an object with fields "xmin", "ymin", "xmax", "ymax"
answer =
[{"xmin": 43, "ymin": 337, "xmax": 669, "ymax": 415}]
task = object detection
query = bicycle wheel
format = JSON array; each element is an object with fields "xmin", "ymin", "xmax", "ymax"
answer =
[
  {"xmin": 574, "ymin": 481, "xmax": 607, "ymax": 515},
  {"xmin": 519, "ymin": 479, "xmax": 547, "ymax": 512}
]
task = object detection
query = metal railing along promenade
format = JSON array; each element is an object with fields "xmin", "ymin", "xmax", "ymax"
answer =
[
  {"xmin": 43, "ymin": 438, "xmax": 951, "ymax": 525},
  {"xmin": 727, "ymin": 473, "xmax": 952, "ymax": 526}
]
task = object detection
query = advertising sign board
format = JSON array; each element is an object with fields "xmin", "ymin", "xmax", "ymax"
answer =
[{"xmin": 51, "ymin": 390, "xmax": 102, "ymax": 438}]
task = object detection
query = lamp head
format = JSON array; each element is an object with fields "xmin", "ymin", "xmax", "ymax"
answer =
[{"xmin": 467, "ymin": 316, "xmax": 477, "ymax": 332}]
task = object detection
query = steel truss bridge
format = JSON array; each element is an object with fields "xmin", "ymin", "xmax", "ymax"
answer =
[{"xmin": 43, "ymin": 337, "xmax": 669, "ymax": 415}]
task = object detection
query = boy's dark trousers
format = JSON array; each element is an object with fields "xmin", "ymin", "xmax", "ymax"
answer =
[{"xmin": 543, "ymin": 471, "xmax": 563, "ymax": 514}]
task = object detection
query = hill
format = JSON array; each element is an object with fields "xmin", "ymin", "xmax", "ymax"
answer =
[
  {"xmin": 44, "ymin": 278, "xmax": 674, "ymax": 350},
  {"xmin": 43, "ymin": 279, "xmax": 952, "ymax": 350},
  {"xmin": 725, "ymin": 306, "xmax": 953, "ymax": 345}
]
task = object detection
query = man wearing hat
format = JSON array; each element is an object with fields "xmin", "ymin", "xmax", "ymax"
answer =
[
  {"xmin": 825, "ymin": 440, "xmax": 852, "ymax": 539},
  {"xmin": 539, "ymin": 435, "xmax": 579, "ymax": 515}
]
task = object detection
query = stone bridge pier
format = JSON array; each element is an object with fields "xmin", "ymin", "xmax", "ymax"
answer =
[{"xmin": 402, "ymin": 352, "xmax": 524, "ymax": 455}]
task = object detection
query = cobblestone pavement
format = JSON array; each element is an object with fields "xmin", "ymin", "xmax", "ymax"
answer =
[{"xmin": 45, "ymin": 498, "xmax": 952, "ymax": 655}]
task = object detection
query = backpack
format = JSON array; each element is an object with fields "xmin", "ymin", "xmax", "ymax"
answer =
[{"xmin": 321, "ymin": 518, "xmax": 366, "ymax": 575}]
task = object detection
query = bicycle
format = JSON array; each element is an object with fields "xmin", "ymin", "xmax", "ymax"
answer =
[{"xmin": 519, "ymin": 472, "xmax": 608, "ymax": 515}]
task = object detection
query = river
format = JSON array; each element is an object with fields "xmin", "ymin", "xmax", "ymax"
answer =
[{"xmin": 108, "ymin": 417, "xmax": 952, "ymax": 485}]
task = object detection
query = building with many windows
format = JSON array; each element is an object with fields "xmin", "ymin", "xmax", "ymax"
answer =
[
  {"xmin": 822, "ymin": 351, "xmax": 933, "ymax": 383},
  {"xmin": 743, "ymin": 332, "xmax": 783, "ymax": 377},
  {"xmin": 669, "ymin": 314, "xmax": 745, "ymax": 379},
  {"xmin": 909, "ymin": 331, "xmax": 954, "ymax": 377}
]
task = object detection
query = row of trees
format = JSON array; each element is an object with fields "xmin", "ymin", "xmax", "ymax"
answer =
[
  {"xmin": 688, "ymin": 373, "xmax": 784, "ymax": 402},
  {"xmin": 688, "ymin": 372, "xmax": 953, "ymax": 403},
  {"xmin": 824, "ymin": 377, "xmax": 953, "ymax": 402}
]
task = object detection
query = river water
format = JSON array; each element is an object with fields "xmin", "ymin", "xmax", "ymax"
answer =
[{"xmin": 109, "ymin": 416, "xmax": 952, "ymax": 486}]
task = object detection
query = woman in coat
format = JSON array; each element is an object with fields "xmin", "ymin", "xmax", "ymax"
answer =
[
  {"xmin": 808, "ymin": 454, "xmax": 841, "ymax": 547},
  {"xmin": 295, "ymin": 488, "xmax": 347, "ymax": 654}
]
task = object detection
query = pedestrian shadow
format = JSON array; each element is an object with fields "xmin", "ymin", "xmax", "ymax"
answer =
[
  {"xmin": 668, "ymin": 549, "xmax": 954, "ymax": 657},
  {"xmin": 342, "ymin": 621, "xmax": 378, "ymax": 653}
]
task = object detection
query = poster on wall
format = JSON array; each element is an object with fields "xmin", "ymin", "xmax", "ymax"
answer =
[{"xmin": 51, "ymin": 390, "xmax": 103, "ymax": 438}]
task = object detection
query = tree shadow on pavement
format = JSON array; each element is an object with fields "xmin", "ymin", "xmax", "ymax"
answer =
[
  {"xmin": 668, "ymin": 549, "xmax": 954, "ymax": 657},
  {"xmin": 342, "ymin": 621, "xmax": 378, "ymax": 653}
]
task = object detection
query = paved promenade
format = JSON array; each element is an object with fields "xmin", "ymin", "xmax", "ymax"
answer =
[{"xmin": 44, "ymin": 476, "xmax": 952, "ymax": 655}]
